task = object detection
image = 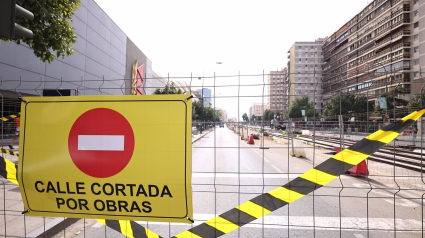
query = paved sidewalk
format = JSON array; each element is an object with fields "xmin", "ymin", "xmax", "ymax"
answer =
[{"xmin": 192, "ymin": 128, "xmax": 212, "ymax": 143}]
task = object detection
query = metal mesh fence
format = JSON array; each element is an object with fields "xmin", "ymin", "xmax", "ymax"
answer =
[{"xmin": 0, "ymin": 72, "xmax": 424, "ymax": 237}]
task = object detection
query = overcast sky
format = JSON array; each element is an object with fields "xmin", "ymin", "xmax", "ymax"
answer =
[{"xmin": 95, "ymin": 0, "xmax": 370, "ymax": 119}]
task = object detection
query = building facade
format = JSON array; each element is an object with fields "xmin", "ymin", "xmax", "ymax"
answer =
[
  {"xmin": 197, "ymin": 88, "xmax": 212, "ymax": 107},
  {"xmin": 0, "ymin": 0, "xmax": 165, "ymax": 99},
  {"xmin": 322, "ymin": 0, "xmax": 425, "ymax": 105},
  {"xmin": 268, "ymin": 68, "xmax": 289, "ymax": 113},
  {"xmin": 216, "ymin": 108, "xmax": 228, "ymax": 122},
  {"xmin": 249, "ymin": 103, "xmax": 269, "ymax": 118},
  {"xmin": 287, "ymin": 39, "xmax": 325, "ymax": 114}
]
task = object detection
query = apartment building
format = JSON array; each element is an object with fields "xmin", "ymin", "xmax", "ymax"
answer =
[
  {"xmin": 249, "ymin": 103, "xmax": 269, "ymax": 118},
  {"xmin": 322, "ymin": 0, "xmax": 425, "ymax": 104},
  {"xmin": 268, "ymin": 68, "xmax": 289, "ymax": 113},
  {"xmin": 216, "ymin": 108, "xmax": 228, "ymax": 122},
  {"xmin": 287, "ymin": 39, "xmax": 325, "ymax": 114}
]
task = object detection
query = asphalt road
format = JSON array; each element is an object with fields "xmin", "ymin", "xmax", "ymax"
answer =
[{"xmin": 48, "ymin": 126, "xmax": 425, "ymax": 237}]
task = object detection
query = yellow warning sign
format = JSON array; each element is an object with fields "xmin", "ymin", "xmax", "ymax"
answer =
[{"xmin": 18, "ymin": 95, "xmax": 193, "ymax": 223}]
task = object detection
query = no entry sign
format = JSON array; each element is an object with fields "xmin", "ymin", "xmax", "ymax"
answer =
[
  {"xmin": 18, "ymin": 95, "xmax": 193, "ymax": 223},
  {"xmin": 68, "ymin": 108, "xmax": 135, "ymax": 178}
]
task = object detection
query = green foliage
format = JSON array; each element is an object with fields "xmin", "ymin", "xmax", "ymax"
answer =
[
  {"xmin": 376, "ymin": 87, "xmax": 409, "ymax": 111},
  {"xmin": 263, "ymin": 110, "xmax": 282, "ymax": 121},
  {"xmin": 249, "ymin": 114, "xmax": 261, "ymax": 122},
  {"xmin": 286, "ymin": 96, "xmax": 316, "ymax": 119},
  {"xmin": 372, "ymin": 87, "xmax": 409, "ymax": 118},
  {"xmin": 153, "ymin": 83, "xmax": 183, "ymax": 95},
  {"xmin": 2, "ymin": 0, "xmax": 81, "ymax": 63},
  {"xmin": 322, "ymin": 93, "xmax": 373, "ymax": 119},
  {"xmin": 242, "ymin": 113, "xmax": 249, "ymax": 122},
  {"xmin": 192, "ymin": 100, "xmax": 221, "ymax": 122},
  {"xmin": 407, "ymin": 94, "xmax": 425, "ymax": 112}
]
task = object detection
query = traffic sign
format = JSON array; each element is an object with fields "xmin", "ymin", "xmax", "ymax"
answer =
[
  {"xmin": 18, "ymin": 95, "xmax": 193, "ymax": 223},
  {"xmin": 373, "ymin": 119, "xmax": 376, "ymax": 123},
  {"xmin": 68, "ymin": 108, "xmax": 135, "ymax": 178},
  {"xmin": 385, "ymin": 114, "xmax": 390, "ymax": 119}
]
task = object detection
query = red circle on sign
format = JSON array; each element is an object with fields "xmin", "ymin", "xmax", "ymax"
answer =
[{"xmin": 68, "ymin": 108, "xmax": 135, "ymax": 178}]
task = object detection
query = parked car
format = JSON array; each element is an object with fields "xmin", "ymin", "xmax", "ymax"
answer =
[
  {"xmin": 271, "ymin": 119, "xmax": 286, "ymax": 130},
  {"xmin": 219, "ymin": 123, "xmax": 224, "ymax": 128}
]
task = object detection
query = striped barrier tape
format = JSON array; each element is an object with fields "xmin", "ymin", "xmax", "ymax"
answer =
[
  {"xmin": 97, "ymin": 219, "xmax": 161, "ymax": 238},
  {"xmin": 1, "ymin": 113, "xmax": 20, "ymax": 122},
  {"xmin": 0, "ymin": 155, "xmax": 18, "ymax": 185},
  {"xmin": 1, "ymin": 148, "xmax": 19, "ymax": 157},
  {"xmin": 0, "ymin": 156, "xmax": 162, "ymax": 238},
  {"xmin": 1, "ymin": 108, "xmax": 424, "ymax": 238},
  {"xmin": 172, "ymin": 107, "xmax": 425, "ymax": 238}
]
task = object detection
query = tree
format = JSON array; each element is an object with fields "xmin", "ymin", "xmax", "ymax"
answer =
[
  {"xmin": 286, "ymin": 96, "xmax": 316, "ymax": 119},
  {"xmin": 192, "ymin": 100, "xmax": 221, "ymax": 122},
  {"xmin": 153, "ymin": 82, "xmax": 183, "ymax": 95},
  {"xmin": 322, "ymin": 93, "xmax": 373, "ymax": 120},
  {"xmin": 242, "ymin": 113, "xmax": 249, "ymax": 122},
  {"xmin": 263, "ymin": 109, "xmax": 272, "ymax": 121},
  {"xmin": 263, "ymin": 109, "xmax": 281, "ymax": 121},
  {"xmin": 376, "ymin": 87, "xmax": 408, "ymax": 111},
  {"xmin": 373, "ymin": 87, "xmax": 409, "ymax": 118},
  {"xmin": 407, "ymin": 94, "xmax": 425, "ymax": 113},
  {"xmin": 1, "ymin": 1, "xmax": 81, "ymax": 63},
  {"xmin": 250, "ymin": 114, "xmax": 255, "ymax": 122}
]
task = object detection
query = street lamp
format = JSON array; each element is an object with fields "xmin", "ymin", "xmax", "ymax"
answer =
[{"xmin": 197, "ymin": 62, "xmax": 222, "ymax": 133}]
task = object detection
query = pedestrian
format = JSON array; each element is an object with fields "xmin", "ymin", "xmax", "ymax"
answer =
[
  {"xmin": 413, "ymin": 125, "xmax": 418, "ymax": 139},
  {"xmin": 8, "ymin": 117, "xmax": 20, "ymax": 150}
]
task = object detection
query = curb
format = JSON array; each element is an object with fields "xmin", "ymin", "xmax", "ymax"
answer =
[{"xmin": 192, "ymin": 129, "xmax": 213, "ymax": 144}]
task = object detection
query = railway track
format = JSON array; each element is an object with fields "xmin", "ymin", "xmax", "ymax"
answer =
[{"xmin": 245, "ymin": 125, "xmax": 425, "ymax": 173}]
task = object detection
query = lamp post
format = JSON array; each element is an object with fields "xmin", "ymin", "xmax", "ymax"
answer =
[{"xmin": 198, "ymin": 62, "xmax": 222, "ymax": 133}]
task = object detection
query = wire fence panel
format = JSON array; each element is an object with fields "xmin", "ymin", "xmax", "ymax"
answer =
[{"xmin": 0, "ymin": 73, "xmax": 424, "ymax": 238}]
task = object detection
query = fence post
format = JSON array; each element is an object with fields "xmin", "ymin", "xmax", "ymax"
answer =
[{"xmin": 339, "ymin": 115, "xmax": 344, "ymax": 149}]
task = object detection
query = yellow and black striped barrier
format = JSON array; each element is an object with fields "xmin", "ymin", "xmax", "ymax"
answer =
[
  {"xmin": 172, "ymin": 107, "xmax": 425, "ymax": 238},
  {"xmin": 97, "ymin": 219, "xmax": 161, "ymax": 238},
  {"xmin": 0, "ymin": 155, "xmax": 18, "ymax": 185},
  {"xmin": 0, "ymin": 156, "xmax": 162, "ymax": 238},
  {"xmin": 1, "ymin": 148, "xmax": 19, "ymax": 157},
  {"xmin": 1, "ymin": 113, "xmax": 20, "ymax": 122},
  {"xmin": 1, "ymin": 108, "xmax": 424, "ymax": 238}
]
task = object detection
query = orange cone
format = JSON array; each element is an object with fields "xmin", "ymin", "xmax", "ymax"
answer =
[
  {"xmin": 334, "ymin": 147, "xmax": 369, "ymax": 176},
  {"xmin": 248, "ymin": 134, "xmax": 255, "ymax": 144}
]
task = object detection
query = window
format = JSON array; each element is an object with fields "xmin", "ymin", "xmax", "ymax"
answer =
[
  {"xmin": 414, "ymin": 71, "xmax": 419, "ymax": 77},
  {"xmin": 414, "ymin": 59, "xmax": 419, "ymax": 65},
  {"xmin": 414, "ymin": 10, "xmax": 419, "ymax": 17},
  {"xmin": 414, "ymin": 22, "xmax": 419, "ymax": 28},
  {"xmin": 414, "ymin": 0, "xmax": 418, "ymax": 4},
  {"xmin": 414, "ymin": 46, "xmax": 419, "ymax": 53},
  {"xmin": 311, "ymin": 46, "xmax": 314, "ymax": 49},
  {"xmin": 414, "ymin": 34, "xmax": 419, "ymax": 40}
]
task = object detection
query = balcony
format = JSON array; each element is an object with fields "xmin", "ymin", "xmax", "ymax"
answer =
[
  {"xmin": 376, "ymin": 36, "xmax": 392, "ymax": 47},
  {"xmin": 375, "ymin": 47, "xmax": 392, "ymax": 58}
]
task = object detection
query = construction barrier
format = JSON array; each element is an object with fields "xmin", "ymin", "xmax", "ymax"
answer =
[
  {"xmin": 1, "ymin": 107, "xmax": 424, "ymax": 238},
  {"xmin": 1, "ymin": 148, "xmax": 19, "ymax": 157},
  {"xmin": 1, "ymin": 113, "xmax": 20, "ymax": 122},
  {"xmin": 172, "ymin": 107, "xmax": 425, "ymax": 238},
  {"xmin": 0, "ymin": 155, "xmax": 162, "ymax": 238}
]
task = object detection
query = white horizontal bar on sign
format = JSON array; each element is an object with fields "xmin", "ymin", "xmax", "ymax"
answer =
[{"xmin": 78, "ymin": 135, "xmax": 124, "ymax": 151}]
